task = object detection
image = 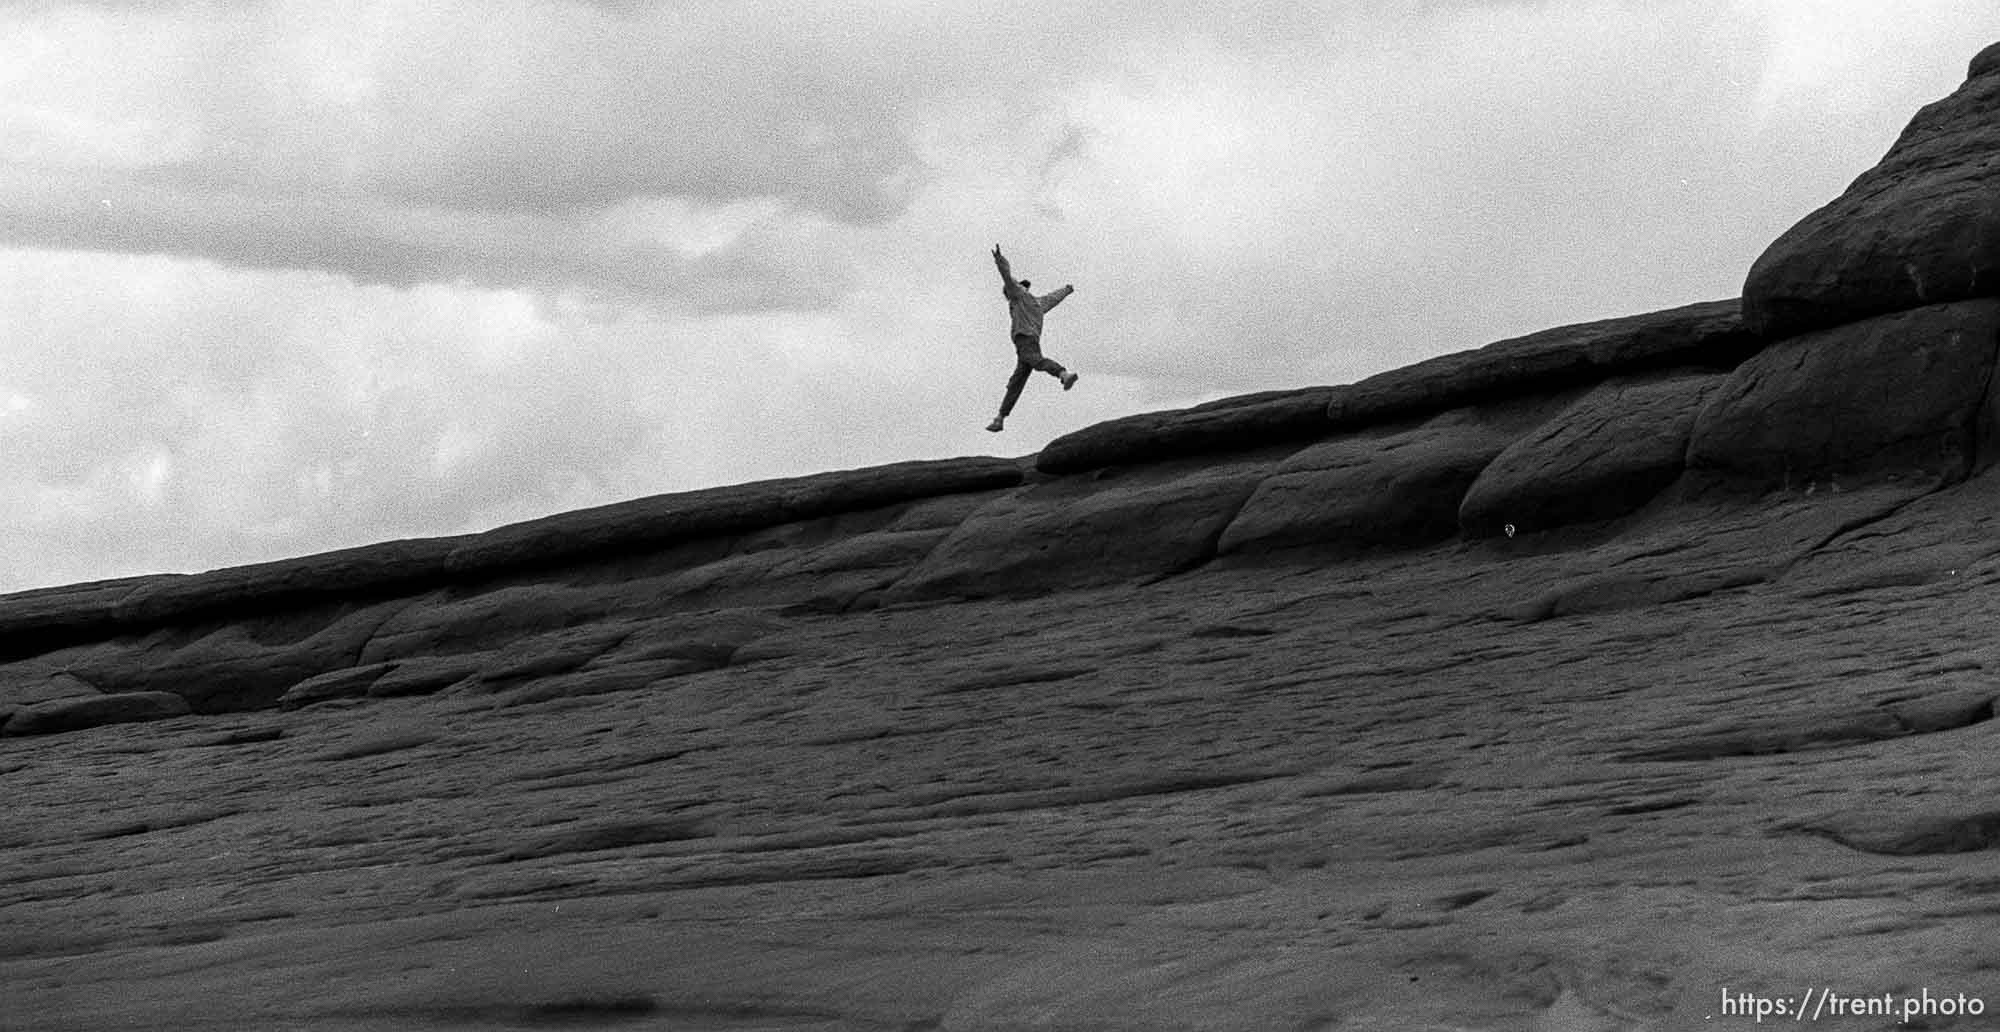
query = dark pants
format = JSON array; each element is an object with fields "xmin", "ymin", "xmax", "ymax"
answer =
[{"xmin": 999, "ymin": 333, "xmax": 1066, "ymax": 417}]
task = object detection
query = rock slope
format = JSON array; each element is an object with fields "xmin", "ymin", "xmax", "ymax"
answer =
[{"xmin": 4, "ymin": 42, "xmax": 2000, "ymax": 1032}]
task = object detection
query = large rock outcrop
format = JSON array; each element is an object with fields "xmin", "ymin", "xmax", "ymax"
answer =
[
  {"xmin": 1688, "ymin": 299, "xmax": 2000, "ymax": 488},
  {"xmin": 1743, "ymin": 45, "xmax": 2000, "ymax": 336}
]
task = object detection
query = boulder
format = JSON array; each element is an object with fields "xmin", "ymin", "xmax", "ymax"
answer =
[
  {"xmin": 1218, "ymin": 395, "xmax": 1570, "ymax": 555},
  {"xmin": 1325, "ymin": 300, "xmax": 1759, "ymax": 430},
  {"xmin": 1687, "ymin": 299, "xmax": 2000, "ymax": 489},
  {"xmin": 1742, "ymin": 45, "xmax": 2000, "ymax": 336},
  {"xmin": 1035, "ymin": 388, "xmax": 1335, "ymax": 475},
  {"xmin": 1, "ymin": 691, "xmax": 191, "ymax": 736},
  {"xmin": 1459, "ymin": 372, "xmax": 1724, "ymax": 537},
  {"xmin": 885, "ymin": 458, "xmax": 1275, "ymax": 601}
]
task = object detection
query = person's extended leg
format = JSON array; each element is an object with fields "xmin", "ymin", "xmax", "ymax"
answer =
[{"xmin": 988, "ymin": 360, "xmax": 1032, "ymax": 431}]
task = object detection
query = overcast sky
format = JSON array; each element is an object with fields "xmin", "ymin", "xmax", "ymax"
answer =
[{"xmin": 0, "ymin": 1, "xmax": 1990, "ymax": 592}]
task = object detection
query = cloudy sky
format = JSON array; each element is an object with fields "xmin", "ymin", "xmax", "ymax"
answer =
[{"xmin": 0, "ymin": 0, "xmax": 1990, "ymax": 592}]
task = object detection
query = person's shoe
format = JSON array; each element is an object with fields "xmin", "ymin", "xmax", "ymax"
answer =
[
  {"xmin": 986, "ymin": 417, "xmax": 1004, "ymax": 432},
  {"xmin": 1060, "ymin": 371, "xmax": 1079, "ymax": 390}
]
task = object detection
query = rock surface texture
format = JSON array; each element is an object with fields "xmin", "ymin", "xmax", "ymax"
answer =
[
  {"xmin": 8, "ymin": 43, "xmax": 2000, "ymax": 1032},
  {"xmin": 1743, "ymin": 45, "xmax": 2000, "ymax": 336}
]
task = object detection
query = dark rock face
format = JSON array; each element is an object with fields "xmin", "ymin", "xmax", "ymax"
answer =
[
  {"xmin": 1218, "ymin": 395, "xmax": 1569, "ymax": 554},
  {"xmin": 887, "ymin": 457, "xmax": 1276, "ymax": 600},
  {"xmin": 1688, "ymin": 299, "xmax": 2000, "ymax": 488},
  {"xmin": 0, "ymin": 457, "xmax": 1025, "ymax": 655},
  {"xmin": 2, "ymin": 690, "xmax": 190, "ymax": 736},
  {"xmin": 1743, "ymin": 58, "xmax": 2000, "ymax": 336},
  {"xmin": 1460, "ymin": 372, "xmax": 1723, "ymax": 537},
  {"xmin": 1974, "ymin": 39, "xmax": 2000, "ymax": 79},
  {"xmin": 1034, "ymin": 387, "xmax": 1335, "ymax": 475},
  {"xmin": 0, "ymin": 671, "xmax": 100, "ymax": 709},
  {"xmin": 11, "ymin": 473, "xmax": 2000, "ymax": 1028},
  {"xmin": 1325, "ymin": 299, "xmax": 1757, "ymax": 429},
  {"xmin": 277, "ymin": 663, "xmax": 394, "ymax": 709}
]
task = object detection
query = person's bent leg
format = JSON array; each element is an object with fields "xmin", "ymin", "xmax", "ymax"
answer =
[{"xmin": 1028, "ymin": 353, "xmax": 1077, "ymax": 390}]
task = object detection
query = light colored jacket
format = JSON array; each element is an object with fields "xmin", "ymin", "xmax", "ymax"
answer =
[{"xmin": 1005, "ymin": 283, "xmax": 1072, "ymax": 338}]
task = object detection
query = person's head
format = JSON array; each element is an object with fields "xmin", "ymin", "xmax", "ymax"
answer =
[{"xmin": 1018, "ymin": 279, "xmax": 1031, "ymax": 290}]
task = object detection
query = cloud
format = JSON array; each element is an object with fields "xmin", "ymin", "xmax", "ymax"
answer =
[
  {"xmin": 0, "ymin": 1, "xmax": 1563, "ymax": 299},
  {"xmin": 0, "ymin": 0, "xmax": 931, "ymax": 300}
]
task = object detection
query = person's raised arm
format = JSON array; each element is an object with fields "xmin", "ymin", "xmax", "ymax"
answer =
[
  {"xmin": 992, "ymin": 244, "xmax": 1021, "ymax": 298},
  {"xmin": 1040, "ymin": 284, "xmax": 1075, "ymax": 310}
]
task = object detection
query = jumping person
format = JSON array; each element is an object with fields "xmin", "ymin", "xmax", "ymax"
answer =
[{"xmin": 987, "ymin": 244, "xmax": 1077, "ymax": 432}]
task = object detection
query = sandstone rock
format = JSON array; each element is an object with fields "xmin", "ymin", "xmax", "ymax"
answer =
[
  {"xmin": 358, "ymin": 585, "xmax": 614, "ymax": 662},
  {"xmin": 1459, "ymin": 372, "xmax": 1724, "ymax": 537},
  {"xmin": 367, "ymin": 655, "xmax": 492, "ymax": 699},
  {"xmin": 1, "ymin": 690, "xmax": 190, "ymax": 736},
  {"xmin": 583, "ymin": 609, "xmax": 787, "ymax": 669},
  {"xmin": 278, "ymin": 663, "xmax": 395, "ymax": 710},
  {"xmin": 10, "ymin": 443, "xmax": 2000, "ymax": 1028},
  {"xmin": 1797, "ymin": 809, "xmax": 2000, "ymax": 856},
  {"xmin": 1742, "ymin": 46, "xmax": 2000, "ymax": 335},
  {"xmin": 0, "ymin": 671, "xmax": 101, "ymax": 709},
  {"xmin": 64, "ymin": 603, "xmax": 401, "ymax": 714},
  {"xmin": 1687, "ymin": 299, "xmax": 2000, "ymax": 489},
  {"xmin": 0, "ymin": 457, "xmax": 1022, "ymax": 655},
  {"xmin": 450, "ymin": 625, "xmax": 633, "ymax": 695},
  {"xmin": 879, "ymin": 490, "xmax": 998, "ymax": 532},
  {"xmin": 310, "ymin": 719, "xmax": 443, "ymax": 762},
  {"xmin": 1325, "ymin": 299, "xmax": 1758, "ymax": 430},
  {"xmin": 641, "ymin": 527, "xmax": 961, "ymax": 613},
  {"xmin": 490, "ymin": 657, "xmax": 721, "ymax": 707},
  {"xmin": 113, "ymin": 539, "xmax": 461, "ymax": 631},
  {"xmin": 0, "ymin": 574, "xmax": 173, "ymax": 657},
  {"xmin": 441, "ymin": 457, "xmax": 1023, "ymax": 577},
  {"xmin": 1506, "ymin": 484, "xmax": 1929, "ymax": 621},
  {"xmin": 886, "ymin": 458, "xmax": 1275, "ymax": 601},
  {"xmin": 1974, "ymin": 39, "xmax": 2000, "ymax": 79},
  {"xmin": 1035, "ymin": 387, "xmax": 1335, "ymax": 475},
  {"xmin": 1218, "ymin": 395, "xmax": 1570, "ymax": 555}
]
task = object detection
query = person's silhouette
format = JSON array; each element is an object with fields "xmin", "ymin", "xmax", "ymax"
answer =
[{"xmin": 987, "ymin": 245, "xmax": 1077, "ymax": 432}]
